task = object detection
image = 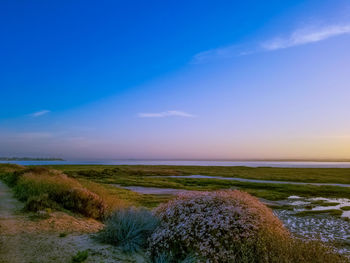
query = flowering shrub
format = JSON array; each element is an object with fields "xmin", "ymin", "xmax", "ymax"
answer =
[{"xmin": 148, "ymin": 190, "xmax": 288, "ymax": 262}]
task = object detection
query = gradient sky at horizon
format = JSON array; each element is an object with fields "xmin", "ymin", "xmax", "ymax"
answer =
[{"xmin": 1, "ymin": 0, "xmax": 350, "ymax": 159}]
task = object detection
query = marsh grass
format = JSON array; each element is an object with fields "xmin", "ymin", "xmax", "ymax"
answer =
[
  {"xmin": 2, "ymin": 167, "xmax": 107, "ymax": 219},
  {"xmin": 51, "ymin": 165, "xmax": 350, "ymax": 184},
  {"xmin": 79, "ymin": 179, "xmax": 172, "ymax": 209},
  {"xmin": 55, "ymin": 166, "xmax": 350, "ymax": 201},
  {"xmin": 71, "ymin": 250, "xmax": 88, "ymax": 263},
  {"xmin": 295, "ymin": 209, "xmax": 343, "ymax": 217}
]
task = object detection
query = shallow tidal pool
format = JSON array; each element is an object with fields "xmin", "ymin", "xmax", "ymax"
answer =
[{"xmin": 273, "ymin": 196, "xmax": 350, "ymax": 255}]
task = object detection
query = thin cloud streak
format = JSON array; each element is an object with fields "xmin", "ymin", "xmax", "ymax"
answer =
[
  {"xmin": 191, "ymin": 45, "xmax": 245, "ymax": 64},
  {"xmin": 138, "ymin": 110, "xmax": 196, "ymax": 118},
  {"xmin": 261, "ymin": 24, "xmax": 350, "ymax": 50},
  {"xmin": 192, "ymin": 23, "xmax": 350, "ymax": 63},
  {"xmin": 30, "ymin": 110, "xmax": 51, "ymax": 117}
]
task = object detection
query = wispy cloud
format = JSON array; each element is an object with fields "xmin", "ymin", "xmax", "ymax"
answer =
[
  {"xmin": 30, "ymin": 110, "xmax": 51, "ymax": 117},
  {"xmin": 261, "ymin": 24, "xmax": 350, "ymax": 51},
  {"xmin": 138, "ymin": 110, "xmax": 196, "ymax": 118},
  {"xmin": 191, "ymin": 45, "xmax": 246, "ymax": 64},
  {"xmin": 192, "ymin": 23, "xmax": 350, "ymax": 63}
]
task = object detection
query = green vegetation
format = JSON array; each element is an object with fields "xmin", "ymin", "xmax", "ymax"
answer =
[
  {"xmin": 71, "ymin": 250, "xmax": 88, "ymax": 263},
  {"xmin": 1, "ymin": 163, "xmax": 349, "ymax": 206},
  {"xmin": 49, "ymin": 165, "xmax": 350, "ymax": 202},
  {"xmin": 59, "ymin": 233, "xmax": 67, "ymax": 238},
  {"xmin": 49, "ymin": 164, "xmax": 350, "ymax": 184},
  {"xmin": 310, "ymin": 199, "xmax": 341, "ymax": 206},
  {"xmin": 267, "ymin": 204, "xmax": 295, "ymax": 210},
  {"xmin": 0, "ymin": 167, "xmax": 107, "ymax": 219},
  {"xmin": 295, "ymin": 209, "xmax": 343, "ymax": 217},
  {"xmin": 315, "ymin": 202, "xmax": 340, "ymax": 207},
  {"xmin": 341, "ymin": 206, "xmax": 350, "ymax": 211},
  {"xmin": 97, "ymin": 207, "xmax": 159, "ymax": 253}
]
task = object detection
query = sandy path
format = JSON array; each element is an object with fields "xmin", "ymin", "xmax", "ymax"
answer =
[
  {"xmin": 0, "ymin": 181, "xmax": 143, "ymax": 263},
  {"xmin": 0, "ymin": 181, "xmax": 27, "ymax": 263}
]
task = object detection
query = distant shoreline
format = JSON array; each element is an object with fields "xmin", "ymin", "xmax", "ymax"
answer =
[
  {"xmin": 1, "ymin": 158, "xmax": 350, "ymax": 163},
  {"xmin": 65, "ymin": 158, "xmax": 350, "ymax": 163},
  {"xmin": 0, "ymin": 157, "xmax": 64, "ymax": 161}
]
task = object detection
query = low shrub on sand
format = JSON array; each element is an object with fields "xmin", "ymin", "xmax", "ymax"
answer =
[
  {"xmin": 78, "ymin": 179, "xmax": 128, "ymax": 214},
  {"xmin": 7, "ymin": 168, "xmax": 106, "ymax": 219},
  {"xmin": 147, "ymin": 190, "xmax": 348, "ymax": 263},
  {"xmin": 97, "ymin": 207, "xmax": 159, "ymax": 253}
]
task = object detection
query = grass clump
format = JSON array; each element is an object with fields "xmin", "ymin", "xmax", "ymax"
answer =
[
  {"xmin": 71, "ymin": 250, "xmax": 88, "ymax": 263},
  {"xmin": 341, "ymin": 206, "xmax": 350, "ymax": 211},
  {"xmin": 59, "ymin": 232, "xmax": 67, "ymax": 238},
  {"xmin": 97, "ymin": 207, "xmax": 159, "ymax": 253},
  {"xmin": 4, "ymin": 167, "xmax": 107, "ymax": 219},
  {"xmin": 24, "ymin": 193, "xmax": 60, "ymax": 212}
]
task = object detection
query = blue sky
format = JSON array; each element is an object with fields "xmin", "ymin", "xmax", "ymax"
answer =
[{"xmin": 1, "ymin": 0, "xmax": 350, "ymax": 159}]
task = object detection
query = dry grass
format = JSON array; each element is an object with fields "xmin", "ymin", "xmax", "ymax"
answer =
[
  {"xmin": 5, "ymin": 168, "xmax": 107, "ymax": 219},
  {"xmin": 78, "ymin": 179, "xmax": 128, "ymax": 214}
]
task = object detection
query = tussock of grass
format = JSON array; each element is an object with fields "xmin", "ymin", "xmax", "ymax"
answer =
[
  {"xmin": 79, "ymin": 179, "xmax": 171, "ymax": 209},
  {"xmin": 78, "ymin": 179, "xmax": 128, "ymax": 213},
  {"xmin": 97, "ymin": 207, "xmax": 159, "ymax": 253},
  {"xmin": 71, "ymin": 250, "xmax": 88, "ymax": 263},
  {"xmin": 3, "ymin": 167, "xmax": 107, "ymax": 219},
  {"xmin": 341, "ymin": 206, "xmax": 350, "ymax": 211},
  {"xmin": 0, "ymin": 163, "xmax": 24, "ymax": 174}
]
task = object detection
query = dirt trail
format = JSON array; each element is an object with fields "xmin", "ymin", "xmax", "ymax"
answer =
[{"xmin": 0, "ymin": 181, "xmax": 143, "ymax": 263}]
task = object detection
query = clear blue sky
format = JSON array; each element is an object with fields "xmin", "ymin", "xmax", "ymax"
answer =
[{"xmin": 1, "ymin": 0, "xmax": 350, "ymax": 159}]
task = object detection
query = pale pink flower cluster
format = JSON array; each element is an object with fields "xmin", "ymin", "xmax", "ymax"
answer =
[{"xmin": 148, "ymin": 190, "xmax": 286, "ymax": 262}]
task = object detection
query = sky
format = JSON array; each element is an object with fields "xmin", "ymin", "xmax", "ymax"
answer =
[{"xmin": 1, "ymin": 0, "xmax": 350, "ymax": 160}]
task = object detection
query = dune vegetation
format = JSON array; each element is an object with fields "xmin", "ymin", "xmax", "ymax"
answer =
[{"xmin": 1, "ymin": 166, "xmax": 107, "ymax": 219}]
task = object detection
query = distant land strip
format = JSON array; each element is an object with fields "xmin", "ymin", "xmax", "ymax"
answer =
[
  {"xmin": 115, "ymin": 158, "xmax": 350, "ymax": 162},
  {"xmin": 0, "ymin": 157, "xmax": 64, "ymax": 161}
]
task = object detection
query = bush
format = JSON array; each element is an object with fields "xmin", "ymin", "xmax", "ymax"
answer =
[
  {"xmin": 0, "ymin": 163, "xmax": 24, "ymax": 174},
  {"xmin": 71, "ymin": 250, "xmax": 88, "ymax": 263},
  {"xmin": 148, "ymin": 190, "xmax": 348, "ymax": 263},
  {"xmin": 24, "ymin": 193, "xmax": 60, "ymax": 212},
  {"xmin": 97, "ymin": 207, "xmax": 159, "ymax": 253},
  {"xmin": 0, "ymin": 164, "xmax": 25, "ymax": 187},
  {"xmin": 11, "ymin": 168, "xmax": 106, "ymax": 219},
  {"xmin": 148, "ymin": 190, "xmax": 288, "ymax": 262}
]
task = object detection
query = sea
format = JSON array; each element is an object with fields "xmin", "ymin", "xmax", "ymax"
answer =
[{"xmin": 2, "ymin": 160, "xmax": 350, "ymax": 168}]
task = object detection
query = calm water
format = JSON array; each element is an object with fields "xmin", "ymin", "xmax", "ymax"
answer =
[{"xmin": 2, "ymin": 160, "xmax": 350, "ymax": 168}]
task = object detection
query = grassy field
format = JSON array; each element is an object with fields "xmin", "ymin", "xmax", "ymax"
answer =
[
  {"xmin": 48, "ymin": 165, "xmax": 350, "ymax": 183},
  {"xmin": 40, "ymin": 164, "xmax": 350, "ymax": 206},
  {"xmin": 1, "ymin": 164, "xmax": 350, "ymax": 207}
]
